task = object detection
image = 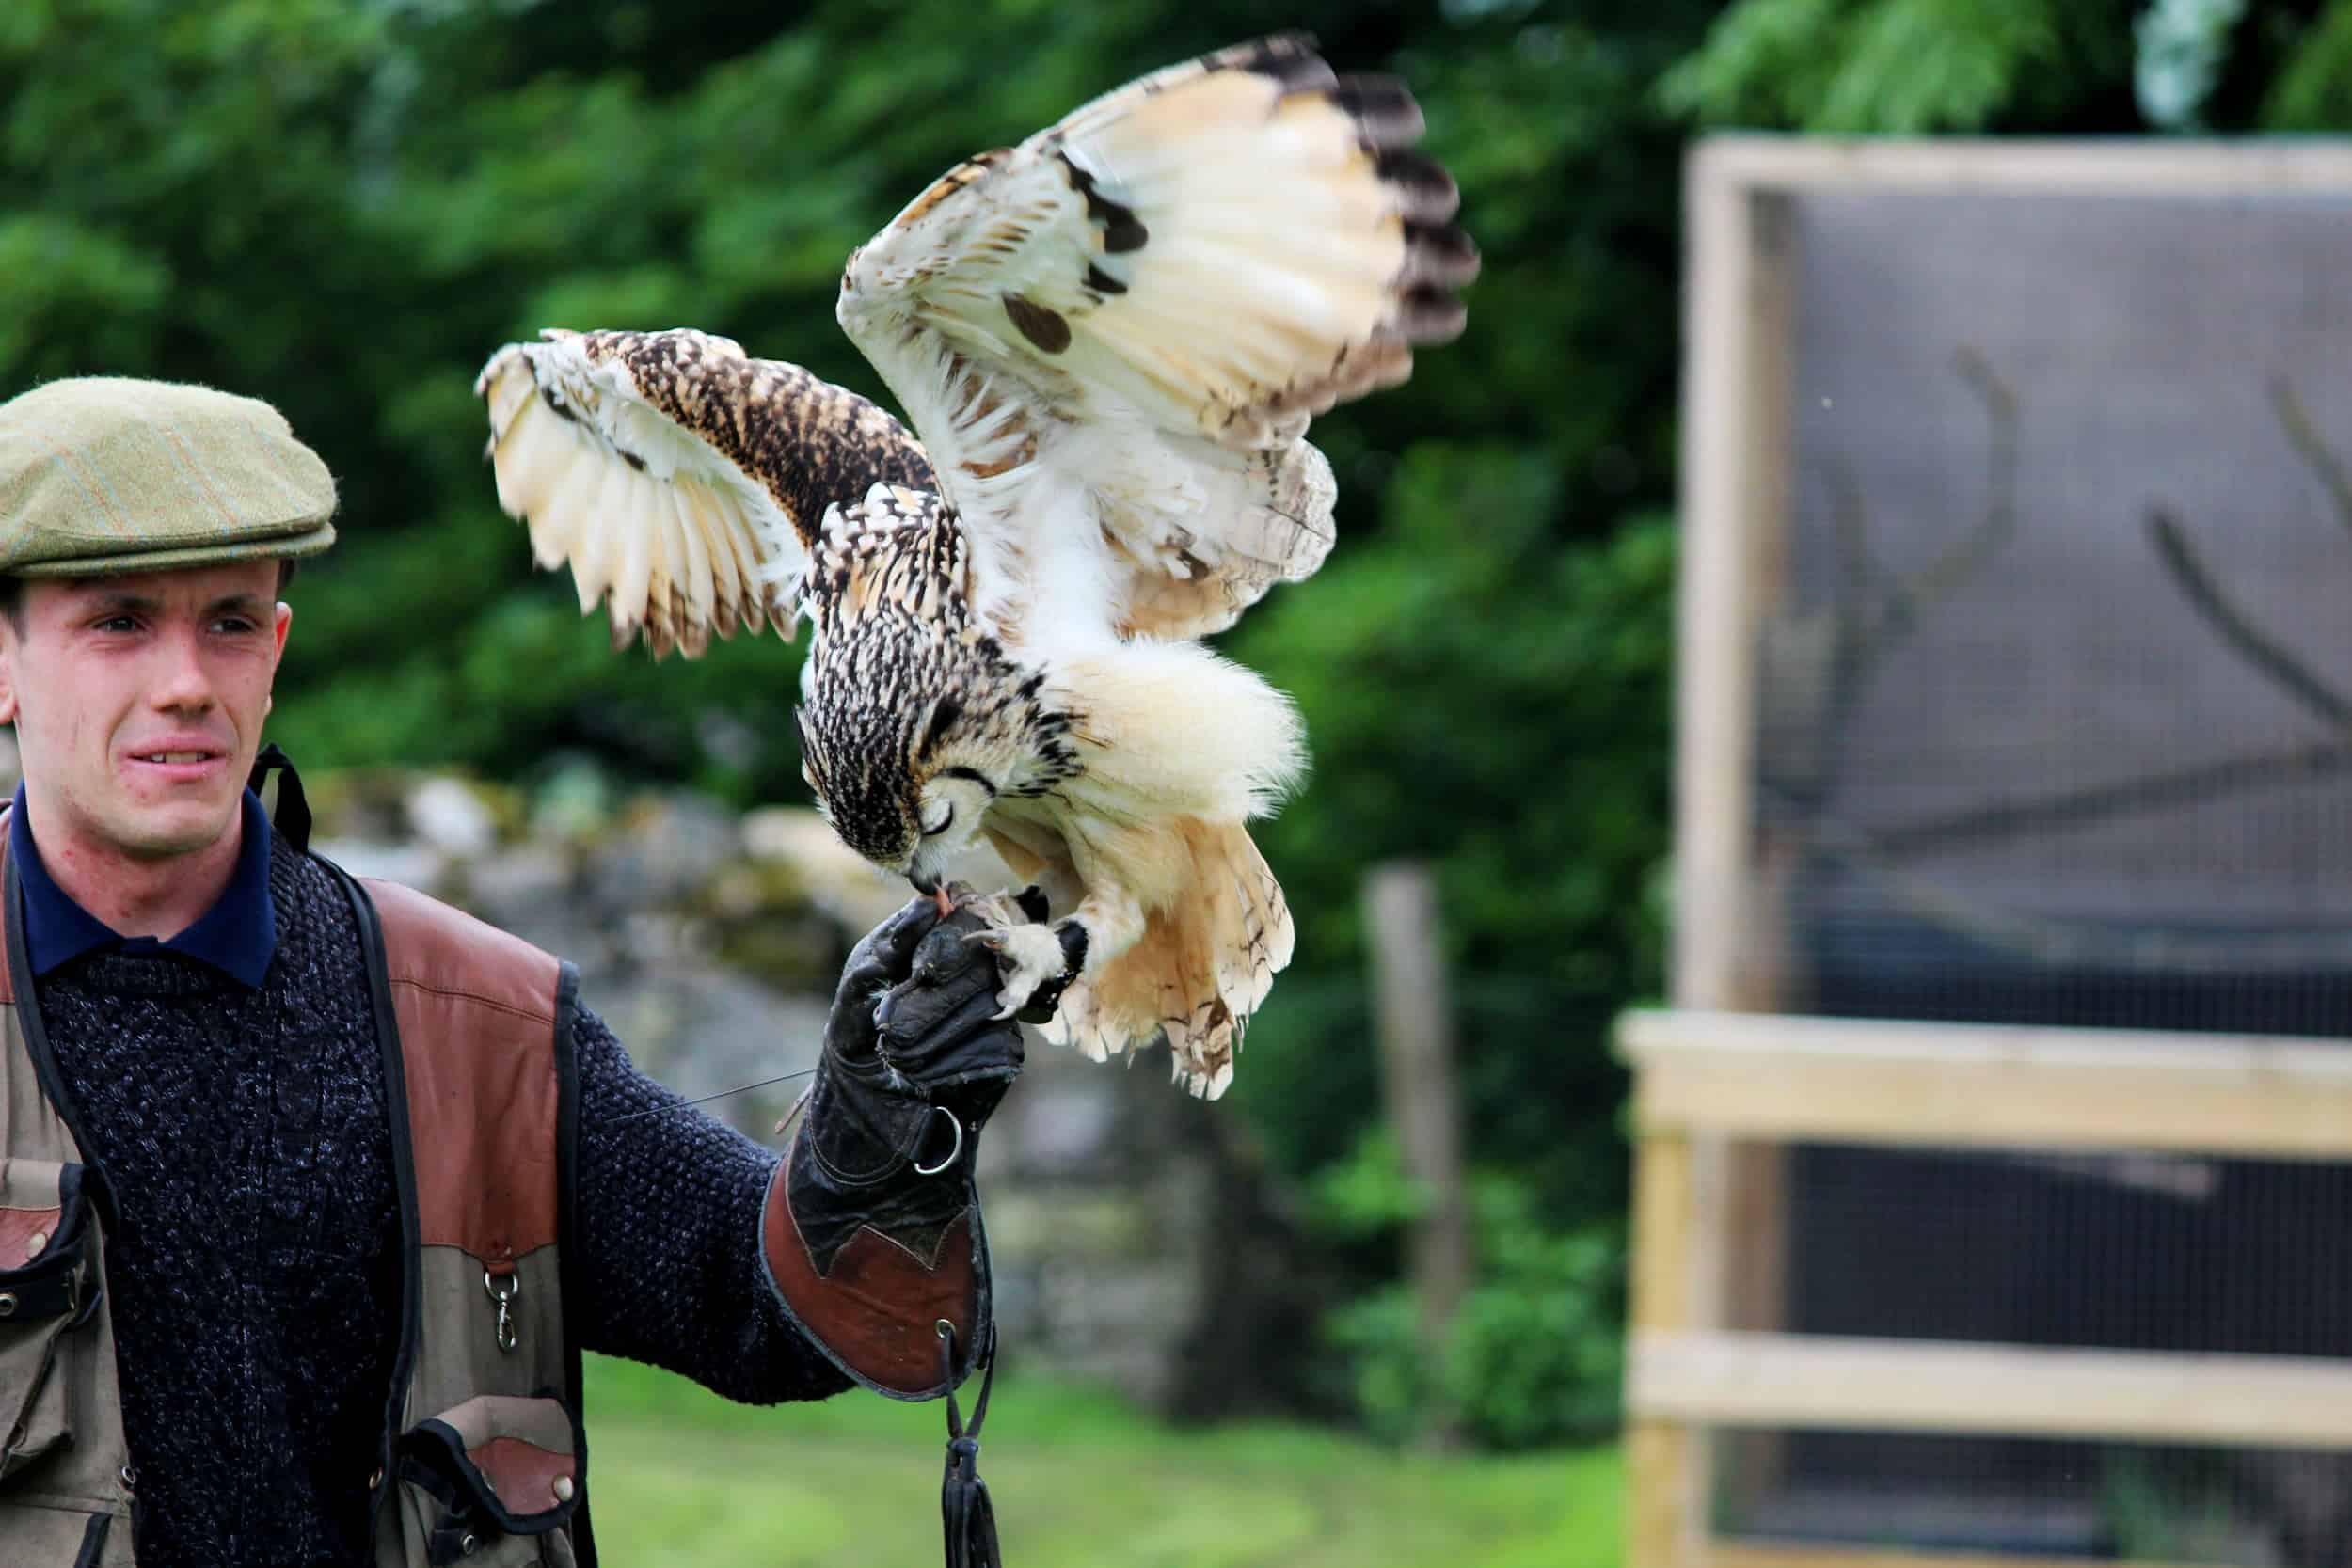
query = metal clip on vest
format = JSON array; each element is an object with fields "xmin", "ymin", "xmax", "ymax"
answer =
[{"xmin": 483, "ymin": 1268, "xmax": 520, "ymax": 1354}]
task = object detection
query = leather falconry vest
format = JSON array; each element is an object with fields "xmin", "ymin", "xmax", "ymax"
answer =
[{"xmin": 0, "ymin": 815, "xmax": 594, "ymax": 1568}]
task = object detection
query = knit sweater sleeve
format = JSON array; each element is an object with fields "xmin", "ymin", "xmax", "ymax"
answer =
[{"xmin": 566, "ymin": 999, "xmax": 852, "ymax": 1403}]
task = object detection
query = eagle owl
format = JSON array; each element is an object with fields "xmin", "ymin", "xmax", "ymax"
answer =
[{"xmin": 473, "ymin": 33, "xmax": 1475, "ymax": 1097}]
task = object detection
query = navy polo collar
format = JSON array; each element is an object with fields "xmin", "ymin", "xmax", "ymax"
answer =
[{"xmin": 8, "ymin": 784, "xmax": 278, "ymax": 988}]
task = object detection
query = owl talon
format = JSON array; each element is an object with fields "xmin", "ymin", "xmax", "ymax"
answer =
[
  {"xmin": 1009, "ymin": 921, "xmax": 1090, "ymax": 1024},
  {"xmin": 970, "ymin": 919, "xmax": 1078, "ymax": 1022}
]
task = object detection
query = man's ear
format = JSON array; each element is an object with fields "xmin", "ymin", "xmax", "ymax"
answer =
[{"xmin": 0, "ymin": 628, "xmax": 18, "ymax": 727}]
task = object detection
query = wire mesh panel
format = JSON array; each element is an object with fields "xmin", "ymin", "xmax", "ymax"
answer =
[
  {"xmin": 1753, "ymin": 182, "xmax": 2352, "ymax": 1018},
  {"xmin": 1715, "ymin": 1428, "xmax": 2352, "ymax": 1566}
]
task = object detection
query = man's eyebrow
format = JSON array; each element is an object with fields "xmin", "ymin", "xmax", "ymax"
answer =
[
  {"xmin": 77, "ymin": 590, "xmax": 163, "ymax": 616},
  {"xmin": 67, "ymin": 590, "xmax": 269, "ymax": 618}
]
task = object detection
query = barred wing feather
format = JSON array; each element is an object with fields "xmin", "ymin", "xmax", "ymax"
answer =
[
  {"xmin": 474, "ymin": 327, "xmax": 935, "ymax": 657},
  {"xmin": 835, "ymin": 32, "xmax": 1478, "ymax": 644}
]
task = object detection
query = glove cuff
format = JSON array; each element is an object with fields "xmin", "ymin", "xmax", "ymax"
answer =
[{"xmin": 758, "ymin": 1136, "xmax": 989, "ymax": 1400}]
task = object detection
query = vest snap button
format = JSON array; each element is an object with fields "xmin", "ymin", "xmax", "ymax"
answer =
[
  {"xmin": 119, "ymin": 1465, "xmax": 137, "ymax": 1492},
  {"xmin": 460, "ymin": 1533, "xmax": 480, "ymax": 1556},
  {"xmin": 0, "ymin": 1291, "xmax": 15, "ymax": 1317},
  {"xmin": 553, "ymin": 1474, "xmax": 575, "ymax": 1503},
  {"xmin": 368, "ymin": 1466, "xmax": 385, "ymax": 1490}
]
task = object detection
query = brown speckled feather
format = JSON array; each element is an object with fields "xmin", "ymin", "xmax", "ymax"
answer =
[
  {"xmin": 838, "ymin": 31, "xmax": 1478, "ymax": 644},
  {"xmin": 475, "ymin": 327, "xmax": 933, "ymax": 656}
]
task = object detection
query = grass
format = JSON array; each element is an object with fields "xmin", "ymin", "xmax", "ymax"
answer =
[{"xmin": 578, "ymin": 1354, "xmax": 1621, "ymax": 1568}]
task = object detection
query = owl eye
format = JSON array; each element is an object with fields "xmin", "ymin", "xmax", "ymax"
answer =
[{"xmin": 920, "ymin": 799, "xmax": 955, "ymax": 837}]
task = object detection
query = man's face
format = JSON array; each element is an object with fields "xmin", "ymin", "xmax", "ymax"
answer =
[{"xmin": 0, "ymin": 562, "xmax": 292, "ymax": 862}]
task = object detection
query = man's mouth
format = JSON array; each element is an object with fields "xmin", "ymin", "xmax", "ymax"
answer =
[{"xmin": 124, "ymin": 744, "xmax": 228, "ymax": 782}]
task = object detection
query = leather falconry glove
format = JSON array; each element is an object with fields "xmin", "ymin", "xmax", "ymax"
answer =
[
  {"xmin": 795, "ymin": 899, "xmax": 1024, "ymax": 1260},
  {"xmin": 762, "ymin": 895, "xmax": 1026, "ymax": 1400}
]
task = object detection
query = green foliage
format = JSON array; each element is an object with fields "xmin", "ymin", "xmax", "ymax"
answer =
[
  {"xmin": 2098, "ymin": 1452, "xmax": 2256, "ymax": 1561},
  {"xmin": 0, "ymin": 215, "xmax": 170, "ymax": 374},
  {"xmin": 1314, "ymin": 1133, "xmax": 1626, "ymax": 1450},
  {"xmin": 2262, "ymin": 0, "xmax": 2352, "ymax": 125},
  {"xmin": 1663, "ymin": 0, "xmax": 2149, "ymax": 132},
  {"xmin": 1229, "ymin": 499, "xmax": 1674, "ymax": 1219},
  {"xmin": 1666, "ymin": 0, "xmax": 2352, "ymax": 134}
]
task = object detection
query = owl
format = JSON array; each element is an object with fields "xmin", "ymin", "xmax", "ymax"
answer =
[{"xmin": 472, "ymin": 33, "xmax": 1475, "ymax": 1097}]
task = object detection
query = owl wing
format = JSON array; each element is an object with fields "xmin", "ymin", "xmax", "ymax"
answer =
[
  {"xmin": 473, "ymin": 327, "xmax": 935, "ymax": 657},
  {"xmin": 835, "ymin": 32, "xmax": 1476, "ymax": 643}
]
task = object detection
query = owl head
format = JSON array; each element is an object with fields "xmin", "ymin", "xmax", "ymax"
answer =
[{"xmin": 797, "ymin": 611, "xmax": 1079, "ymax": 894}]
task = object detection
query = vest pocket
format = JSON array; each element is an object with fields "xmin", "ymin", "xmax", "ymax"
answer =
[
  {"xmin": 396, "ymin": 1393, "xmax": 581, "ymax": 1567},
  {"xmin": 0, "ymin": 1159, "xmax": 100, "ymax": 1484}
]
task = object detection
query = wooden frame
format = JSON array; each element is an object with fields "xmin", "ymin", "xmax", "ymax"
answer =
[
  {"xmin": 1621, "ymin": 1008, "xmax": 2352, "ymax": 1568},
  {"xmin": 1625, "ymin": 1008, "xmax": 2352, "ymax": 1161},
  {"xmin": 1642, "ymin": 134, "xmax": 2352, "ymax": 1568},
  {"xmin": 1632, "ymin": 1329, "xmax": 2352, "ymax": 1449}
]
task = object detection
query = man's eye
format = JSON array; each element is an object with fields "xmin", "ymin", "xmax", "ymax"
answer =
[
  {"xmin": 920, "ymin": 800, "xmax": 954, "ymax": 837},
  {"xmin": 92, "ymin": 615, "xmax": 138, "ymax": 633}
]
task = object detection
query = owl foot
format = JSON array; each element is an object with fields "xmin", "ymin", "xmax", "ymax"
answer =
[{"xmin": 968, "ymin": 912, "xmax": 1090, "ymax": 1023}]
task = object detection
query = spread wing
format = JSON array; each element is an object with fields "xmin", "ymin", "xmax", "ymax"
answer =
[
  {"xmin": 474, "ymin": 327, "xmax": 936, "ymax": 657},
  {"xmin": 835, "ymin": 32, "xmax": 1477, "ymax": 644}
]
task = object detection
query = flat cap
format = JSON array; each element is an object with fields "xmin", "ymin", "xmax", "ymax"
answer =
[{"xmin": 0, "ymin": 376, "xmax": 337, "ymax": 578}]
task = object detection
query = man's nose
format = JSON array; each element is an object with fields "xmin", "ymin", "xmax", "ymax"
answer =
[{"xmin": 149, "ymin": 626, "xmax": 215, "ymax": 710}]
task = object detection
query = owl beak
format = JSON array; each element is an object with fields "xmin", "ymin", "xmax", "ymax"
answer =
[{"xmin": 907, "ymin": 868, "xmax": 956, "ymax": 919}]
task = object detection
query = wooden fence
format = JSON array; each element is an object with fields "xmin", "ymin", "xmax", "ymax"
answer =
[{"xmin": 1618, "ymin": 1007, "xmax": 2352, "ymax": 1568}]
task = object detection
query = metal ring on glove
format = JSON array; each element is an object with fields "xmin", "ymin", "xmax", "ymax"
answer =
[{"xmin": 912, "ymin": 1104, "xmax": 965, "ymax": 1176}]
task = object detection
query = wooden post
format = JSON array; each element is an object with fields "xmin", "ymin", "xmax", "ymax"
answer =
[
  {"xmin": 1660, "ymin": 143, "xmax": 1804, "ymax": 1561},
  {"xmin": 1364, "ymin": 861, "xmax": 1473, "ymax": 1448},
  {"xmin": 1629, "ymin": 1131, "xmax": 1699, "ymax": 1568}
]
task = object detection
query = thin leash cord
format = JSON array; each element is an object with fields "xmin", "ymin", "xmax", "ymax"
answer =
[{"xmin": 599, "ymin": 1068, "xmax": 818, "ymax": 1125}]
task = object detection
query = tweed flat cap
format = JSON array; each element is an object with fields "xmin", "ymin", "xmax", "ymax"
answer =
[{"xmin": 0, "ymin": 376, "xmax": 337, "ymax": 578}]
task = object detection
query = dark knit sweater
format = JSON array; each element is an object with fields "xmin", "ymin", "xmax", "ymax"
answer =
[{"xmin": 29, "ymin": 835, "xmax": 849, "ymax": 1565}]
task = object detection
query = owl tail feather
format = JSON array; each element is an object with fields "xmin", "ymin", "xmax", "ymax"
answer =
[{"xmin": 1047, "ymin": 817, "xmax": 1295, "ymax": 1100}]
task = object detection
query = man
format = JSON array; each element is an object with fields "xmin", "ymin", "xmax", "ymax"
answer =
[{"xmin": 0, "ymin": 375, "xmax": 1022, "ymax": 1566}]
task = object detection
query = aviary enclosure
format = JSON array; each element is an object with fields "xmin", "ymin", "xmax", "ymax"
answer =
[{"xmin": 1623, "ymin": 139, "xmax": 2352, "ymax": 1568}]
